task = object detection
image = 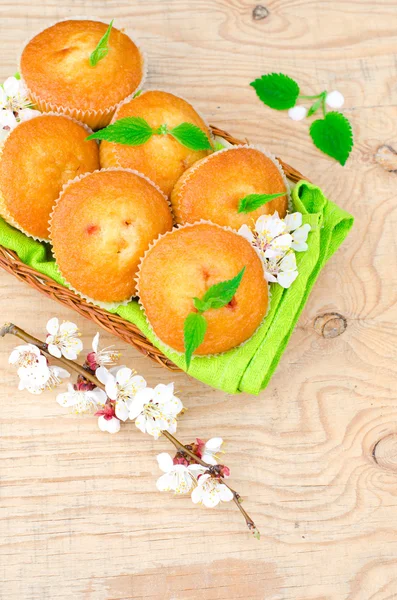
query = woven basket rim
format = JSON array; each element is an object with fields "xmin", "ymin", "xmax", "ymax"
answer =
[{"xmin": 0, "ymin": 126, "xmax": 308, "ymax": 372}]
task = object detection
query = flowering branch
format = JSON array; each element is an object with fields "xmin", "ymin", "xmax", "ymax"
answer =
[
  {"xmin": 1, "ymin": 322, "xmax": 97, "ymax": 385},
  {"xmin": 162, "ymin": 429, "xmax": 258, "ymax": 536},
  {"xmin": 1, "ymin": 321, "xmax": 260, "ymax": 538}
]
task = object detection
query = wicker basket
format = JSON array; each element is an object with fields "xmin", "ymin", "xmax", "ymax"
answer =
[{"xmin": 0, "ymin": 126, "xmax": 306, "ymax": 372}]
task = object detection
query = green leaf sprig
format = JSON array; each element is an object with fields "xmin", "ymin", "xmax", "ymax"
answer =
[
  {"xmin": 250, "ymin": 73, "xmax": 353, "ymax": 166},
  {"xmin": 87, "ymin": 117, "xmax": 212, "ymax": 151},
  {"xmin": 89, "ymin": 19, "xmax": 114, "ymax": 67},
  {"xmin": 183, "ymin": 267, "xmax": 245, "ymax": 369},
  {"xmin": 237, "ymin": 192, "xmax": 285, "ymax": 214}
]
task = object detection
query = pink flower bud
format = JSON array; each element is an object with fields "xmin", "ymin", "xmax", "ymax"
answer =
[{"xmin": 75, "ymin": 375, "xmax": 96, "ymax": 392}]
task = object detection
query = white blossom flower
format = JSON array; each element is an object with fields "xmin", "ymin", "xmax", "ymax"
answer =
[
  {"xmin": 46, "ymin": 317, "xmax": 83, "ymax": 360},
  {"xmin": 129, "ymin": 383, "xmax": 183, "ymax": 439},
  {"xmin": 283, "ymin": 212, "xmax": 302, "ymax": 232},
  {"xmin": 98, "ymin": 415, "xmax": 120, "ymax": 434},
  {"xmin": 0, "ymin": 75, "xmax": 40, "ymax": 140},
  {"xmin": 9, "ymin": 343, "xmax": 50, "ymax": 387},
  {"xmin": 156, "ymin": 453, "xmax": 205, "ymax": 494},
  {"xmin": 96, "ymin": 366, "xmax": 146, "ymax": 422},
  {"xmin": 87, "ymin": 332, "xmax": 120, "ymax": 370},
  {"xmin": 0, "ymin": 109, "xmax": 17, "ymax": 140},
  {"xmin": 56, "ymin": 383, "xmax": 107, "ymax": 414},
  {"xmin": 18, "ymin": 107, "xmax": 40, "ymax": 122},
  {"xmin": 95, "ymin": 403, "xmax": 121, "ymax": 434},
  {"xmin": 284, "ymin": 212, "xmax": 311, "ymax": 252},
  {"xmin": 288, "ymin": 105, "xmax": 307, "ymax": 121},
  {"xmin": 9, "ymin": 343, "xmax": 43, "ymax": 368},
  {"xmin": 239, "ymin": 212, "xmax": 292, "ymax": 261},
  {"xmin": 191, "ymin": 474, "xmax": 234, "ymax": 508},
  {"xmin": 201, "ymin": 438, "xmax": 225, "ymax": 465},
  {"xmin": 3, "ymin": 76, "xmax": 25, "ymax": 99},
  {"xmin": 19, "ymin": 365, "xmax": 70, "ymax": 395},
  {"xmin": 325, "ymin": 90, "xmax": 344, "ymax": 109},
  {"xmin": 238, "ymin": 210, "xmax": 310, "ymax": 289},
  {"xmin": 265, "ymin": 252, "xmax": 298, "ymax": 288}
]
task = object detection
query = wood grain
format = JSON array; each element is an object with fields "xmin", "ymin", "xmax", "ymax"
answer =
[{"xmin": 1, "ymin": 1, "xmax": 397, "ymax": 599}]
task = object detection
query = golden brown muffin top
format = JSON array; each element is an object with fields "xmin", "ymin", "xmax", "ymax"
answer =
[
  {"xmin": 50, "ymin": 169, "xmax": 173, "ymax": 303},
  {"xmin": 101, "ymin": 90, "xmax": 211, "ymax": 196},
  {"xmin": 171, "ymin": 146, "xmax": 289, "ymax": 229},
  {"xmin": 0, "ymin": 114, "xmax": 99, "ymax": 239},
  {"xmin": 20, "ymin": 20, "xmax": 143, "ymax": 111},
  {"xmin": 138, "ymin": 223, "xmax": 268, "ymax": 354}
]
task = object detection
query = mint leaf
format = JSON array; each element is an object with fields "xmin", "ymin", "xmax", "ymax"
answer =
[
  {"xmin": 183, "ymin": 312, "xmax": 207, "ymax": 369},
  {"xmin": 89, "ymin": 19, "xmax": 114, "ymax": 67},
  {"xmin": 86, "ymin": 117, "xmax": 153, "ymax": 145},
  {"xmin": 193, "ymin": 267, "xmax": 245, "ymax": 312},
  {"xmin": 307, "ymin": 96, "xmax": 323, "ymax": 117},
  {"xmin": 237, "ymin": 192, "xmax": 285, "ymax": 213},
  {"xmin": 169, "ymin": 122, "xmax": 212, "ymax": 151},
  {"xmin": 14, "ymin": 71, "xmax": 21, "ymax": 80},
  {"xmin": 310, "ymin": 111, "xmax": 353, "ymax": 166},
  {"xmin": 192, "ymin": 297, "xmax": 208, "ymax": 312},
  {"xmin": 250, "ymin": 73, "xmax": 300, "ymax": 110}
]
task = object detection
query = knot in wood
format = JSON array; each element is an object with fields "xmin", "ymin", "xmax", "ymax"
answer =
[
  {"xmin": 252, "ymin": 5, "xmax": 269, "ymax": 20},
  {"xmin": 314, "ymin": 312, "xmax": 347, "ymax": 338},
  {"xmin": 372, "ymin": 434, "xmax": 397, "ymax": 472},
  {"xmin": 375, "ymin": 145, "xmax": 397, "ymax": 173}
]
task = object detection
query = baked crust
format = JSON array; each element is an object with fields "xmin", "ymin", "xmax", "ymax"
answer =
[
  {"xmin": 20, "ymin": 20, "xmax": 143, "ymax": 119},
  {"xmin": 171, "ymin": 146, "xmax": 289, "ymax": 229},
  {"xmin": 138, "ymin": 222, "xmax": 268, "ymax": 355},
  {"xmin": 0, "ymin": 114, "xmax": 99, "ymax": 240},
  {"xmin": 50, "ymin": 169, "xmax": 173, "ymax": 303},
  {"xmin": 100, "ymin": 90, "xmax": 211, "ymax": 196}
]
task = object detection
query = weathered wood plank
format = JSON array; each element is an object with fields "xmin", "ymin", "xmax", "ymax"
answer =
[{"xmin": 1, "ymin": 1, "xmax": 396, "ymax": 598}]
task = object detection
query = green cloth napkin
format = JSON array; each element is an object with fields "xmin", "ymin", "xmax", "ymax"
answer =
[{"xmin": 0, "ymin": 181, "xmax": 353, "ymax": 395}]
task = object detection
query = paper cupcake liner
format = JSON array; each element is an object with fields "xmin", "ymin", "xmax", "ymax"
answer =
[
  {"xmin": 135, "ymin": 219, "xmax": 272, "ymax": 361},
  {"xmin": 99, "ymin": 87, "xmax": 215, "ymax": 185},
  {"xmin": 18, "ymin": 16, "xmax": 147, "ymax": 130},
  {"xmin": 48, "ymin": 166, "xmax": 172, "ymax": 309},
  {"xmin": 0, "ymin": 112, "xmax": 96, "ymax": 243},
  {"xmin": 171, "ymin": 143, "xmax": 292, "ymax": 226}
]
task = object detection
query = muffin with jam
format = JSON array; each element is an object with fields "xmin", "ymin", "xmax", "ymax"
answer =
[
  {"xmin": 49, "ymin": 169, "xmax": 173, "ymax": 305},
  {"xmin": 171, "ymin": 146, "xmax": 289, "ymax": 230},
  {"xmin": 99, "ymin": 90, "xmax": 212, "ymax": 196},
  {"xmin": 20, "ymin": 19, "xmax": 144, "ymax": 129},
  {"xmin": 0, "ymin": 113, "xmax": 99, "ymax": 240},
  {"xmin": 137, "ymin": 222, "xmax": 268, "ymax": 355}
]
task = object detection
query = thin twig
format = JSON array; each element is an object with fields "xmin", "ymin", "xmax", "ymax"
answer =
[
  {"xmin": 1, "ymin": 323, "xmax": 100, "ymax": 386},
  {"xmin": 163, "ymin": 430, "xmax": 208, "ymax": 467},
  {"xmin": 2, "ymin": 322, "xmax": 260, "ymax": 538}
]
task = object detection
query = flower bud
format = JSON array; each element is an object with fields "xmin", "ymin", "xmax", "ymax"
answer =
[
  {"xmin": 288, "ymin": 105, "xmax": 307, "ymax": 121},
  {"xmin": 75, "ymin": 374, "xmax": 96, "ymax": 391},
  {"xmin": 325, "ymin": 90, "xmax": 344, "ymax": 109}
]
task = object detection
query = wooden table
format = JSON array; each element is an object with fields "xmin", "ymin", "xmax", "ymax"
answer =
[{"xmin": 1, "ymin": 2, "xmax": 396, "ymax": 598}]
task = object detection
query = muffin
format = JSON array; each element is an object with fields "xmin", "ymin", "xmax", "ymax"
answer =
[
  {"xmin": 100, "ymin": 90, "xmax": 212, "ymax": 196},
  {"xmin": 171, "ymin": 146, "xmax": 289, "ymax": 230},
  {"xmin": 49, "ymin": 169, "xmax": 173, "ymax": 305},
  {"xmin": 137, "ymin": 223, "xmax": 268, "ymax": 355},
  {"xmin": 20, "ymin": 19, "xmax": 144, "ymax": 129},
  {"xmin": 0, "ymin": 114, "xmax": 99, "ymax": 240}
]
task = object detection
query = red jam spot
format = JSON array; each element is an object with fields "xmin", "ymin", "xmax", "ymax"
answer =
[
  {"xmin": 226, "ymin": 297, "xmax": 237, "ymax": 310},
  {"xmin": 202, "ymin": 268, "xmax": 210, "ymax": 282},
  {"xmin": 86, "ymin": 224, "xmax": 99, "ymax": 235}
]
